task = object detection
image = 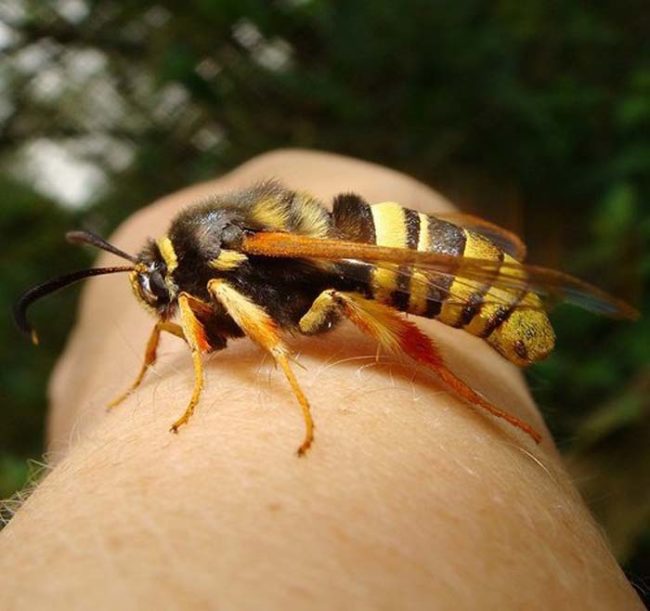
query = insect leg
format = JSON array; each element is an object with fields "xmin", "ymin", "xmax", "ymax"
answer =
[
  {"xmin": 300, "ymin": 290, "xmax": 542, "ymax": 444},
  {"xmin": 208, "ymin": 279, "xmax": 314, "ymax": 455},
  {"xmin": 298, "ymin": 289, "xmax": 342, "ymax": 335},
  {"xmin": 168, "ymin": 293, "xmax": 212, "ymax": 433},
  {"xmin": 107, "ymin": 321, "xmax": 185, "ymax": 410}
]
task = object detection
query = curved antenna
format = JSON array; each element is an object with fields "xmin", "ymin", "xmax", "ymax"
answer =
[
  {"xmin": 14, "ymin": 266, "xmax": 134, "ymax": 345},
  {"xmin": 66, "ymin": 230, "xmax": 137, "ymax": 263}
]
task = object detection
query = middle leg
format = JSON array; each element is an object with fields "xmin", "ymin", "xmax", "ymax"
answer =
[
  {"xmin": 208, "ymin": 278, "xmax": 314, "ymax": 455},
  {"xmin": 168, "ymin": 293, "xmax": 212, "ymax": 432}
]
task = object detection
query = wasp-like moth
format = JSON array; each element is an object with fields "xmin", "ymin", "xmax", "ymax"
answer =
[{"xmin": 15, "ymin": 181, "xmax": 638, "ymax": 454}]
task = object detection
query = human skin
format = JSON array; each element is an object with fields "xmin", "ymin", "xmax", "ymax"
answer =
[{"xmin": 0, "ymin": 150, "xmax": 642, "ymax": 610}]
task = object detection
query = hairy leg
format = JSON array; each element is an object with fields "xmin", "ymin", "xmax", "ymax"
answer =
[
  {"xmin": 168, "ymin": 294, "xmax": 211, "ymax": 432},
  {"xmin": 107, "ymin": 321, "xmax": 184, "ymax": 410},
  {"xmin": 209, "ymin": 278, "xmax": 314, "ymax": 455},
  {"xmin": 300, "ymin": 289, "xmax": 541, "ymax": 444}
]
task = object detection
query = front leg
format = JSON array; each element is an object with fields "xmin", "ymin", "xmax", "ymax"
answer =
[
  {"xmin": 299, "ymin": 289, "xmax": 542, "ymax": 444},
  {"xmin": 208, "ymin": 279, "xmax": 315, "ymax": 456},
  {"xmin": 107, "ymin": 320, "xmax": 185, "ymax": 410}
]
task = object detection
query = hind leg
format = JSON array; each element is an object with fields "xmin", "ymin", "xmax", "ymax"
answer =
[{"xmin": 299, "ymin": 289, "xmax": 542, "ymax": 444}]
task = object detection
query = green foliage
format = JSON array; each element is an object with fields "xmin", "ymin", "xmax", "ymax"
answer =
[
  {"xmin": 0, "ymin": 455, "xmax": 29, "ymax": 500},
  {"xmin": 0, "ymin": 177, "xmax": 88, "ymax": 468},
  {"xmin": 0, "ymin": 0, "xmax": 648, "ymax": 594}
]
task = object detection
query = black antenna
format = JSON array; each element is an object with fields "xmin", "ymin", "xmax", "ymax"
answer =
[
  {"xmin": 66, "ymin": 230, "xmax": 137, "ymax": 263},
  {"xmin": 14, "ymin": 266, "xmax": 135, "ymax": 344},
  {"xmin": 14, "ymin": 230, "xmax": 138, "ymax": 344}
]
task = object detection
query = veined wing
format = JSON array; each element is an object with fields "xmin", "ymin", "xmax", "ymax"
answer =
[
  {"xmin": 241, "ymin": 232, "xmax": 639, "ymax": 320},
  {"xmin": 432, "ymin": 212, "xmax": 527, "ymax": 261}
]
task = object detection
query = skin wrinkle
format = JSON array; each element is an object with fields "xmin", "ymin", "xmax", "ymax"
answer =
[{"xmin": 0, "ymin": 150, "xmax": 642, "ymax": 610}]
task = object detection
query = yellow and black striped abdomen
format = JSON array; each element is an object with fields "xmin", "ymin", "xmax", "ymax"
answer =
[{"xmin": 333, "ymin": 197, "xmax": 555, "ymax": 366}]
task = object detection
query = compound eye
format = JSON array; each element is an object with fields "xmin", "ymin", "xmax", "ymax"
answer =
[
  {"xmin": 149, "ymin": 270, "xmax": 169, "ymax": 301},
  {"xmin": 137, "ymin": 270, "xmax": 169, "ymax": 306}
]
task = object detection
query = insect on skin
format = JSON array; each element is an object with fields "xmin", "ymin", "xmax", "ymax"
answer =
[{"xmin": 15, "ymin": 181, "xmax": 639, "ymax": 455}]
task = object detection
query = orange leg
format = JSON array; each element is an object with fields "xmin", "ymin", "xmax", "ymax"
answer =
[
  {"xmin": 107, "ymin": 321, "xmax": 185, "ymax": 410},
  {"xmin": 299, "ymin": 289, "xmax": 542, "ymax": 444},
  {"xmin": 168, "ymin": 293, "xmax": 212, "ymax": 433},
  {"xmin": 208, "ymin": 279, "xmax": 314, "ymax": 455}
]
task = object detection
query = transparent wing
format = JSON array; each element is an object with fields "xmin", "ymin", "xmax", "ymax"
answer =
[
  {"xmin": 433, "ymin": 212, "xmax": 527, "ymax": 260},
  {"xmin": 338, "ymin": 259, "xmax": 542, "ymax": 311},
  {"xmin": 241, "ymin": 232, "xmax": 639, "ymax": 320}
]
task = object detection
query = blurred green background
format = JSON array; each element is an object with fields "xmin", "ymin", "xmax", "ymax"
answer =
[{"xmin": 0, "ymin": 0, "xmax": 648, "ymax": 600}]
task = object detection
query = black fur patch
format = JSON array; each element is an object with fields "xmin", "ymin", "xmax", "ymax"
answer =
[{"xmin": 332, "ymin": 193, "xmax": 376, "ymax": 244}]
